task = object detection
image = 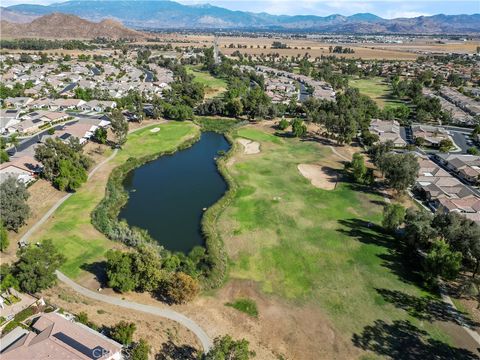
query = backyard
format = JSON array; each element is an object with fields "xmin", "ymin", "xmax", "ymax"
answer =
[
  {"xmin": 214, "ymin": 125, "xmax": 475, "ymax": 357},
  {"xmin": 32, "ymin": 122, "xmax": 199, "ymax": 278}
]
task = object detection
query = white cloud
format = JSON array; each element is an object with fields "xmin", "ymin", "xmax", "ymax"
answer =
[{"xmin": 384, "ymin": 10, "xmax": 431, "ymax": 19}]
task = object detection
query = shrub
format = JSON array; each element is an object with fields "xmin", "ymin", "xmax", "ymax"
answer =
[
  {"xmin": 110, "ymin": 321, "xmax": 136, "ymax": 345},
  {"xmin": 278, "ymin": 118, "xmax": 289, "ymax": 130},
  {"xmin": 225, "ymin": 298, "xmax": 258, "ymax": 317}
]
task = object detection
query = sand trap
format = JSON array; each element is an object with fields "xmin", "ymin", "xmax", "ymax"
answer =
[
  {"xmin": 238, "ymin": 138, "xmax": 260, "ymax": 155},
  {"xmin": 150, "ymin": 127, "xmax": 160, "ymax": 133},
  {"xmin": 298, "ymin": 164, "xmax": 338, "ymax": 190}
]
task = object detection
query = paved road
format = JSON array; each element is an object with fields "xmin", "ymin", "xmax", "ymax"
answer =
[{"xmin": 55, "ymin": 271, "xmax": 212, "ymax": 352}]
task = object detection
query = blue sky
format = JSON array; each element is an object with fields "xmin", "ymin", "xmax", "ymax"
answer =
[{"xmin": 3, "ymin": 0, "xmax": 479, "ymax": 18}]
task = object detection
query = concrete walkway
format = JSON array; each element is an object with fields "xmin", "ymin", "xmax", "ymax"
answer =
[{"xmin": 56, "ymin": 271, "xmax": 212, "ymax": 352}]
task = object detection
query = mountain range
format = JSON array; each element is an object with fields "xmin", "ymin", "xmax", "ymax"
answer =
[
  {"xmin": 3, "ymin": 0, "xmax": 480, "ymax": 34},
  {"xmin": 0, "ymin": 13, "xmax": 144, "ymax": 39}
]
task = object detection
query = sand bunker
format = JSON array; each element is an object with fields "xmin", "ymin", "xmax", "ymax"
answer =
[
  {"xmin": 238, "ymin": 138, "xmax": 260, "ymax": 155},
  {"xmin": 150, "ymin": 127, "xmax": 160, "ymax": 133},
  {"xmin": 298, "ymin": 164, "xmax": 338, "ymax": 190}
]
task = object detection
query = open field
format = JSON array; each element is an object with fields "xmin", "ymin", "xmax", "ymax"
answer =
[
  {"xmin": 349, "ymin": 76, "xmax": 404, "ymax": 109},
  {"xmin": 205, "ymin": 123, "xmax": 476, "ymax": 358},
  {"xmin": 137, "ymin": 34, "xmax": 479, "ymax": 60},
  {"xmin": 186, "ymin": 65, "xmax": 227, "ymax": 98},
  {"xmin": 32, "ymin": 121, "xmax": 199, "ymax": 278}
]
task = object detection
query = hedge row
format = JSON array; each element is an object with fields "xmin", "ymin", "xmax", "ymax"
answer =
[{"xmin": 200, "ymin": 132, "xmax": 238, "ymax": 289}]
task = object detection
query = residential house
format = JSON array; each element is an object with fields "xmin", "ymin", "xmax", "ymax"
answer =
[
  {"xmin": 434, "ymin": 153, "xmax": 480, "ymax": 184},
  {"xmin": 0, "ymin": 155, "xmax": 41, "ymax": 184},
  {"xmin": 30, "ymin": 98, "xmax": 53, "ymax": 109},
  {"xmin": 49, "ymin": 99, "xmax": 86, "ymax": 111},
  {"xmin": 4, "ymin": 97, "xmax": 33, "ymax": 109},
  {"xmin": 411, "ymin": 125, "xmax": 450, "ymax": 147},
  {"xmin": 0, "ymin": 312, "xmax": 122, "ymax": 360},
  {"xmin": 440, "ymin": 86, "xmax": 480, "ymax": 117},
  {"xmin": 0, "ymin": 109, "xmax": 22, "ymax": 134},
  {"xmin": 80, "ymin": 100, "xmax": 117, "ymax": 112},
  {"xmin": 368, "ymin": 119, "xmax": 406, "ymax": 147}
]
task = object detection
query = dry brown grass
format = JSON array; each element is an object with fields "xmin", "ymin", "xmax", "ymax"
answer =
[
  {"xmin": 41, "ymin": 284, "xmax": 202, "ymax": 357},
  {"xmin": 137, "ymin": 34, "xmax": 478, "ymax": 60}
]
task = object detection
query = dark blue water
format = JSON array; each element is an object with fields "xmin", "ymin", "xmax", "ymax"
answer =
[{"xmin": 118, "ymin": 132, "xmax": 230, "ymax": 253}]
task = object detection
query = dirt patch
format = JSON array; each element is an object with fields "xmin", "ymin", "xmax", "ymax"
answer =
[
  {"xmin": 179, "ymin": 280, "xmax": 360, "ymax": 360},
  {"xmin": 237, "ymin": 138, "xmax": 260, "ymax": 155},
  {"xmin": 298, "ymin": 163, "xmax": 338, "ymax": 190},
  {"xmin": 41, "ymin": 284, "xmax": 202, "ymax": 357}
]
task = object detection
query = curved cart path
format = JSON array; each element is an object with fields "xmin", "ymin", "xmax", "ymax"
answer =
[{"xmin": 56, "ymin": 271, "xmax": 212, "ymax": 352}]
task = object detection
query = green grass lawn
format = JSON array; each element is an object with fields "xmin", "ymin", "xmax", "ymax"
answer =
[
  {"xmin": 186, "ymin": 65, "xmax": 227, "ymax": 98},
  {"xmin": 220, "ymin": 126, "xmax": 451, "ymax": 345},
  {"xmin": 349, "ymin": 76, "xmax": 404, "ymax": 109},
  {"xmin": 36, "ymin": 122, "xmax": 199, "ymax": 278}
]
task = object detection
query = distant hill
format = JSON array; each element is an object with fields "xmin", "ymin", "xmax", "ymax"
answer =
[
  {"xmin": 0, "ymin": 7, "xmax": 39, "ymax": 23},
  {"xmin": 5, "ymin": 0, "xmax": 480, "ymax": 34},
  {"xmin": 0, "ymin": 13, "xmax": 145, "ymax": 39}
]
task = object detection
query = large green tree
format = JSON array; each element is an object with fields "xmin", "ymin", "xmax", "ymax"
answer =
[
  {"xmin": 0, "ymin": 177, "xmax": 30, "ymax": 231},
  {"xmin": 203, "ymin": 335, "xmax": 254, "ymax": 360},
  {"xmin": 105, "ymin": 250, "xmax": 138, "ymax": 293},
  {"xmin": 130, "ymin": 339, "xmax": 150, "ymax": 360},
  {"xmin": 34, "ymin": 137, "xmax": 91, "ymax": 191},
  {"xmin": 382, "ymin": 204, "xmax": 406, "ymax": 233},
  {"xmin": 291, "ymin": 119, "xmax": 307, "ymax": 138},
  {"xmin": 423, "ymin": 239, "xmax": 462, "ymax": 283},
  {"xmin": 381, "ymin": 153, "xmax": 419, "ymax": 193},
  {"xmin": 15, "ymin": 239, "xmax": 66, "ymax": 293},
  {"xmin": 0, "ymin": 222, "xmax": 9, "ymax": 252},
  {"xmin": 404, "ymin": 209, "xmax": 437, "ymax": 250},
  {"xmin": 110, "ymin": 109, "xmax": 129, "ymax": 145}
]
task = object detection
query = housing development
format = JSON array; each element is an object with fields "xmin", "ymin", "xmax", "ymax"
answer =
[{"xmin": 0, "ymin": 1, "xmax": 480, "ymax": 359}]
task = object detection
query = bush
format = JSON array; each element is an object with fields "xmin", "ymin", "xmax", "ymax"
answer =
[
  {"xmin": 225, "ymin": 298, "xmax": 258, "ymax": 317},
  {"xmin": 277, "ymin": 118, "xmax": 289, "ymax": 130},
  {"xmin": 382, "ymin": 204, "xmax": 406, "ymax": 233},
  {"xmin": 110, "ymin": 321, "xmax": 136, "ymax": 345},
  {"xmin": 467, "ymin": 147, "xmax": 479, "ymax": 155},
  {"xmin": 130, "ymin": 339, "xmax": 150, "ymax": 360},
  {"xmin": 162, "ymin": 272, "xmax": 199, "ymax": 304}
]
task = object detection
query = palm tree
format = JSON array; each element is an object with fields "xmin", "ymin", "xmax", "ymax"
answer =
[{"xmin": 9, "ymin": 133, "xmax": 19, "ymax": 155}]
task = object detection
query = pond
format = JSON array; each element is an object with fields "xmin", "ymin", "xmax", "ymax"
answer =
[{"xmin": 118, "ymin": 131, "xmax": 230, "ymax": 253}]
